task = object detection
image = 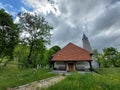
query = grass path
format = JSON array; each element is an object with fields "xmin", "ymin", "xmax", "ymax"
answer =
[
  {"xmin": 0, "ymin": 66, "xmax": 56, "ymax": 90},
  {"xmin": 10, "ymin": 75, "xmax": 65, "ymax": 90}
]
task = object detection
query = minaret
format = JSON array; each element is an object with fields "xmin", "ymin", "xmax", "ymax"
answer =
[{"xmin": 82, "ymin": 33, "xmax": 92, "ymax": 52}]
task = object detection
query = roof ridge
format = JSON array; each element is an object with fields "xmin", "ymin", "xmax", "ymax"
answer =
[
  {"xmin": 52, "ymin": 42, "xmax": 92, "ymax": 61},
  {"xmin": 67, "ymin": 42, "xmax": 92, "ymax": 54}
]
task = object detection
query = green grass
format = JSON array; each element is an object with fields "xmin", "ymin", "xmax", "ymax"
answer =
[
  {"xmin": 43, "ymin": 68, "xmax": 120, "ymax": 90},
  {"xmin": 0, "ymin": 66, "xmax": 56, "ymax": 90}
]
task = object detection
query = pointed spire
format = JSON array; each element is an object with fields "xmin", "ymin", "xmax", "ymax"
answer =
[
  {"xmin": 82, "ymin": 33, "xmax": 88, "ymax": 40},
  {"xmin": 82, "ymin": 33, "xmax": 92, "ymax": 52}
]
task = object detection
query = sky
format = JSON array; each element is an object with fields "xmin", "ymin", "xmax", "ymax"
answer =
[{"xmin": 0, "ymin": 0, "xmax": 120, "ymax": 52}]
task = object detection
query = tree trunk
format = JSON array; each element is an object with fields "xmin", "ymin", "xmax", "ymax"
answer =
[
  {"xmin": 27, "ymin": 41, "xmax": 34, "ymax": 68},
  {"xmin": 0, "ymin": 48, "xmax": 4, "ymax": 58},
  {"xmin": 98, "ymin": 62, "xmax": 101, "ymax": 68},
  {"xmin": 112, "ymin": 60, "xmax": 115, "ymax": 67},
  {"xmin": 98, "ymin": 59, "xmax": 101, "ymax": 68}
]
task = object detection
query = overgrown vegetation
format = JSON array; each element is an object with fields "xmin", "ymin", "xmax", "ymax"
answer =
[
  {"xmin": 18, "ymin": 12, "xmax": 53, "ymax": 68},
  {"xmin": 43, "ymin": 68, "xmax": 120, "ymax": 90},
  {"xmin": 0, "ymin": 9, "xmax": 19, "ymax": 65},
  {"xmin": 0, "ymin": 9, "xmax": 61, "ymax": 68},
  {"xmin": 93, "ymin": 47, "xmax": 120, "ymax": 68},
  {"xmin": 13, "ymin": 44, "xmax": 61, "ymax": 68},
  {"xmin": 0, "ymin": 8, "xmax": 59, "ymax": 90},
  {"xmin": 0, "ymin": 66, "xmax": 56, "ymax": 90}
]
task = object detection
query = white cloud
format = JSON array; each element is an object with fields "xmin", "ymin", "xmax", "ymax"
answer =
[
  {"xmin": 22, "ymin": 0, "xmax": 60, "ymax": 16},
  {"xmin": 21, "ymin": 0, "xmax": 120, "ymax": 51},
  {"xmin": 21, "ymin": 7, "xmax": 28, "ymax": 12},
  {"xmin": 14, "ymin": 16, "xmax": 20, "ymax": 23}
]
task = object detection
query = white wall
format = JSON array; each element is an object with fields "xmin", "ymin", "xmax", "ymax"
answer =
[
  {"xmin": 75, "ymin": 61, "xmax": 90, "ymax": 68},
  {"xmin": 91, "ymin": 60, "xmax": 99, "ymax": 68},
  {"xmin": 54, "ymin": 60, "xmax": 99, "ymax": 70},
  {"xmin": 54, "ymin": 62, "xmax": 65, "ymax": 69},
  {"xmin": 54, "ymin": 61, "xmax": 90, "ymax": 70}
]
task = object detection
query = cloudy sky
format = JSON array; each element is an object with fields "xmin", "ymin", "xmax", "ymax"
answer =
[{"xmin": 0, "ymin": 0, "xmax": 120, "ymax": 52}]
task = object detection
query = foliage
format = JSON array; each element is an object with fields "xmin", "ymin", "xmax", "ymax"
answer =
[
  {"xmin": 18, "ymin": 12, "xmax": 53, "ymax": 68},
  {"xmin": 14, "ymin": 44, "xmax": 61, "ymax": 68},
  {"xmin": 0, "ymin": 9, "xmax": 19, "ymax": 65},
  {"xmin": 44, "ymin": 46, "xmax": 61, "ymax": 68},
  {"xmin": 93, "ymin": 47, "xmax": 120, "ymax": 68},
  {"xmin": 116, "ymin": 52, "xmax": 120, "ymax": 67},
  {"xmin": 103, "ymin": 47, "xmax": 118, "ymax": 67},
  {"xmin": 0, "ymin": 66, "xmax": 56, "ymax": 90},
  {"xmin": 50, "ymin": 46, "xmax": 61, "ymax": 52},
  {"xmin": 14, "ymin": 44, "xmax": 29, "ymax": 68},
  {"xmin": 43, "ymin": 68, "xmax": 120, "ymax": 90}
]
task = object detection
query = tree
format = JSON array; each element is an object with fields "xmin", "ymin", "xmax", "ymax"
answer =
[
  {"xmin": 115, "ymin": 52, "xmax": 120, "ymax": 67},
  {"xmin": 18, "ymin": 12, "xmax": 53, "ymax": 68},
  {"xmin": 50, "ymin": 45, "xmax": 61, "ymax": 52},
  {"xmin": 0, "ymin": 9, "xmax": 19, "ymax": 66},
  {"xmin": 14, "ymin": 44, "xmax": 29, "ymax": 68},
  {"xmin": 45, "ymin": 45, "xmax": 61, "ymax": 68},
  {"xmin": 93, "ymin": 47, "xmax": 120, "ymax": 68},
  {"xmin": 103, "ymin": 47, "xmax": 118, "ymax": 67}
]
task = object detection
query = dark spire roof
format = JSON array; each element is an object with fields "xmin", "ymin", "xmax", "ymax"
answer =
[
  {"xmin": 82, "ymin": 33, "xmax": 88, "ymax": 40},
  {"xmin": 82, "ymin": 33, "xmax": 92, "ymax": 52}
]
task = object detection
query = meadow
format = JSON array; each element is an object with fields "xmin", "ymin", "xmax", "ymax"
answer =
[
  {"xmin": 0, "ymin": 66, "xmax": 56, "ymax": 90},
  {"xmin": 42, "ymin": 68, "xmax": 120, "ymax": 90},
  {"xmin": 1, "ymin": 60, "xmax": 120, "ymax": 90}
]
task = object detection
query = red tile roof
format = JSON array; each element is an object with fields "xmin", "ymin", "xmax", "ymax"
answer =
[{"xmin": 52, "ymin": 43, "xmax": 92, "ymax": 61}]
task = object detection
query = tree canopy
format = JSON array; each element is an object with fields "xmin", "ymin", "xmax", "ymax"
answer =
[
  {"xmin": 93, "ymin": 47, "xmax": 120, "ymax": 68},
  {"xmin": 44, "ymin": 45, "xmax": 61, "ymax": 68},
  {"xmin": 0, "ymin": 9, "xmax": 19, "ymax": 65},
  {"xmin": 18, "ymin": 12, "xmax": 53, "ymax": 68}
]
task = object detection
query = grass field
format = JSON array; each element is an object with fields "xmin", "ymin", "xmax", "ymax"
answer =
[
  {"xmin": 1, "ymin": 60, "xmax": 120, "ymax": 90},
  {"xmin": 42, "ymin": 68, "xmax": 120, "ymax": 90},
  {"xmin": 0, "ymin": 66, "xmax": 56, "ymax": 90}
]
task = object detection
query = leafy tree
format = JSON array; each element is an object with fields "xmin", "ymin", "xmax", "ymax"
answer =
[
  {"xmin": 103, "ymin": 47, "xmax": 118, "ymax": 67},
  {"xmin": 14, "ymin": 44, "xmax": 29, "ymax": 68},
  {"xmin": 93, "ymin": 47, "xmax": 120, "ymax": 68},
  {"xmin": 45, "ymin": 45, "xmax": 61, "ymax": 68},
  {"xmin": 0, "ymin": 9, "xmax": 19, "ymax": 66},
  {"xmin": 30, "ymin": 40, "xmax": 46, "ymax": 68},
  {"xmin": 18, "ymin": 12, "xmax": 53, "ymax": 68},
  {"xmin": 50, "ymin": 45, "xmax": 61, "ymax": 52},
  {"xmin": 116, "ymin": 52, "xmax": 120, "ymax": 67}
]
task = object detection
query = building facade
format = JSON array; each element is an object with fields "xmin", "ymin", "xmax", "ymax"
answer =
[{"xmin": 52, "ymin": 43, "xmax": 93, "ymax": 72}]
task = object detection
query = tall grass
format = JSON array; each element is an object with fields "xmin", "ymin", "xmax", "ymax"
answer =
[
  {"xmin": 43, "ymin": 68, "xmax": 120, "ymax": 90},
  {"xmin": 0, "ymin": 66, "xmax": 56, "ymax": 90}
]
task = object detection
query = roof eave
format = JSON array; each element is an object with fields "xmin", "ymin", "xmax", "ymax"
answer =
[{"xmin": 52, "ymin": 60, "xmax": 93, "ymax": 62}]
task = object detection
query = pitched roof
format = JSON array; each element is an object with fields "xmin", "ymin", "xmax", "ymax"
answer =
[{"xmin": 52, "ymin": 43, "xmax": 92, "ymax": 61}]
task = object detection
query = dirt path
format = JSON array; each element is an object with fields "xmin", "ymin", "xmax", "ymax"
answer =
[{"xmin": 9, "ymin": 75, "xmax": 65, "ymax": 90}]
